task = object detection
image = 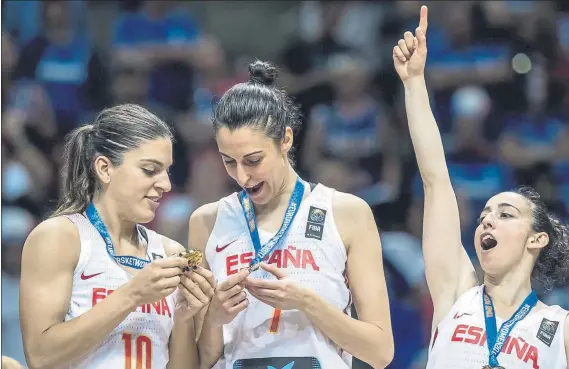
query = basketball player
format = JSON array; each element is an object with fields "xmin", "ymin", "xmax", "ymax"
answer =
[
  {"xmin": 19, "ymin": 104, "xmax": 215, "ymax": 369},
  {"xmin": 187, "ymin": 61, "xmax": 394, "ymax": 369},
  {"xmin": 394, "ymin": 6, "xmax": 569, "ymax": 368}
]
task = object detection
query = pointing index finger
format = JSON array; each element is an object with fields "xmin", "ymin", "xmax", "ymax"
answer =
[{"xmin": 419, "ymin": 5, "xmax": 428, "ymax": 34}]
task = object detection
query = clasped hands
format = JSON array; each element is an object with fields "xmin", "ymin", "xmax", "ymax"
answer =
[{"xmin": 206, "ymin": 263, "xmax": 313, "ymax": 327}]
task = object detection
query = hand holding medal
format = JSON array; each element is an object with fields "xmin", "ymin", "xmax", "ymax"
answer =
[{"xmin": 175, "ymin": 250, "xmax": 215, "ymax": 319}]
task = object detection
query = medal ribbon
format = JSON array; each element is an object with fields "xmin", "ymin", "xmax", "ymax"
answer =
[
  {"xmin": 238, "ymin": 177, "xmax": 305, "ymax": 271},
  {"xmin": 86, "ymin": 203, "xmax": 150, "ymax": 269},
  {"xmin": 483, "ymin": 286, "xmax": 538, "ymax": 368}
]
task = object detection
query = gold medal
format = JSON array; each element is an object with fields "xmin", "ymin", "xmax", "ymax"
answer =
[{"xmin": 178, "ymin": 249, "xmax": 203, "ymax": 268}]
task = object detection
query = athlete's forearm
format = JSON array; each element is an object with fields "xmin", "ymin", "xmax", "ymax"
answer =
[
  {"xmin": 403, "ymin": 76, "xmax": 451, "ymax": 186},
  {"xmin": 302, "ymin": 294, "xmax": 394, "ymax": 369},
  {"xmin": 196, "ymin": 308, "xmax": 224, "ymax": 369},
  {"xmin": 24, "ymin": 286, "xmax": 137, "ymax": 369},
  {"xmin": 167, "ymin": 315, "xmax": 199, "ymax": 369}
]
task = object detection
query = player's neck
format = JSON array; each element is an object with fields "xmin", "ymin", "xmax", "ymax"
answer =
[
  {"xmin": 483, "ymin": 269, "xmax": 533, "ymax": 309},
  {"xmin": 92, "ymin": 197, "xmax": 138, "ymax": 246},
  {"xmin": 256, "ymin": 164, "xmax": 298, "ymax": 215}
]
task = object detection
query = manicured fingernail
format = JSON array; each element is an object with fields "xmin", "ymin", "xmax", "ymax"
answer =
[{"xmin": 183, "ymin": 266, "xmax": 190, "ymax": 272}]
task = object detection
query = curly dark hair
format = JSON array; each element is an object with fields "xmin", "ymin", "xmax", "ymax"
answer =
[{"xmin": 515, "ymin": 186, "xmax": 569, "ymax": 290}]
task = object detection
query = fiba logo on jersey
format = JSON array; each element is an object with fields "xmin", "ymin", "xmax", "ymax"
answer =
[
  {"xmin": 536, "ymin": 318, "xmax": 559, "ymax": 347},
  {"xmin": 305, "ymin": 206, "xmax": 326, "ymax": 240}
]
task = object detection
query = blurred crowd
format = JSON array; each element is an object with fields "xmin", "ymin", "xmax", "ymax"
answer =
[{"xmin": 2, "ymin": 1, "xmax": 569, "ymax": 368}]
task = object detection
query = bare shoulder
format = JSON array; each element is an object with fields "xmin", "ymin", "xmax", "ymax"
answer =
[
  {"xmin": 332, "ymin": 191, "xmax": 374, "ymax": 224},
  {"xmin": 189, "ymin": 201, "xmax": 220, "ymax": 230},
  {"xmin": 331, "ymin": 191, "xmax": 376, "ymax": 249},
  {"xmin": 160, "ymin": 236, "xmax": 186, "ymax": 256},
  {"xmin": 188, "ymin": 201, "xmax": 220, "ymax": 254},
  {"xmin": 22, "ymin": 216, "xmax": 81, "ymax": 270}
]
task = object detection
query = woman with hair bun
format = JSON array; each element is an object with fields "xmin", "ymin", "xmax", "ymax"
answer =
[{"xmin": 190, "ymin": 60, "xmax": 394, "ymax": 369}]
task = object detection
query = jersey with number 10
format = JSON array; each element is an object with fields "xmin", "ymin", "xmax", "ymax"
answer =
[{"xmin": 63, "ymin": 213, "xmax": 176, "ymax": 369}]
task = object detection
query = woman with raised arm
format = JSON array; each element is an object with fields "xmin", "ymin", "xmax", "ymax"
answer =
[{"xmin": 394, "ymin": 6, "xmax": 569, "ymax": 369}]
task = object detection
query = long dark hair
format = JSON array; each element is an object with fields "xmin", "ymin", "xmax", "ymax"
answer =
[
  {"xmin": 52, "ymin": 104, "xmax": 173, "ymax": 217},
  {"xmin": 515, "ymin": 186, "xmax": 569, "ymax": 289}
]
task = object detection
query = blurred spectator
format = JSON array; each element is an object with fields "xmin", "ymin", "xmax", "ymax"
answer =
[
  {"xmin": 1, "ymin": 207, "xmax": 36, "ymax": 367},
  {"xmin": 2, "ymin": 32, "xmax": 58, "ymax": 215},
  {"xmin": 112, "ymin": 0, "xmax": 202, "ymax": 112},
  {"xmin": 278, "ymin": 1, "xmax": 353, "ymax": 162},
  {"xmin": 379, "ymin": 216, "xmax": 430, "ymax": 368},
  {"xmin": 3, "ymin": 0, "xmax": 87, "ymax": 46},
  {"xmin": 2, "ymin": 32, "xmax": 57, "ymax": 143},
  {"xmin": 552, "ymin": 160, "xmax": 569, "ymax": 215},
  {"xmin": 13, "ymin": 0, "xmax": 108, "ymax": 137},
  {"xmin": 444, "ymin": 86, "xmax": 514, "ymax": 230},
  {"xmin": 550, "ymin": 13, "xmax": 569, "ymax": 111},
  {"xmin": 303, "ymin": 54, "xmax": 402, "ymax": 205},
  {"xmin": 297, "ymin": 1, "xmax": 385, "ymax": 71},
  {"xmin": 498, "ymin": 54, "xmax": 569, "ymax": 176},
  {"xmin": 111, "ymin": 65, "xmax": 151, "ymax": 107},
  {"xmin": 175, "ymin": 36, "xmax": 247, "ymax": 152},
  {"xmin": 424, "ymin": 2, "xmax": 514, "ymax": 125},
  {"xmin": 426, "ymin": 2, "xmax": 512, "ymax": 91}
]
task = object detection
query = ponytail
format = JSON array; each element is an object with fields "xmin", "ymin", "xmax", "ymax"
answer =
[
  {"xmin": 50, "ymin": 104, "xmax": 174, "ymax": 218},
  {"xmin": 51, "ymin": 125, "xmax": 95, "ymax": 217}
]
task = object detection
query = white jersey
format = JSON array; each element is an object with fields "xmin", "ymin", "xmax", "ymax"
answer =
[
  {"xmin": 205, "ymin": 183, "xmax": 353, "ymax": 369},
  {"xmin": 63, "ymin": 213, "xmax": 176, "ymax": 369},
  {"xmin": 427, "ymin": 285, "xmax": 568, "ymax": 369}
]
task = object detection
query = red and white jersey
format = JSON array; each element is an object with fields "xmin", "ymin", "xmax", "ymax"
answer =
[
  {"xmin": 205, "ymin": 183, "xmax": 353, "ymax": 369},
  {"xmin": 427, "ymin": 285, "xmax": 568, "ymax": 369},
  {"xmin": 63, "ymin": 214, "xmax": 176, "ymax": 369}
]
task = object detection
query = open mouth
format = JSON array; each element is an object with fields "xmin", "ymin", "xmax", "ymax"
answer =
[
  {"xmin": 244, "ymin": 182, "xmax": 264, "ymax": 196},
  {"xmin": 480, "ymin": 232, "xmax": 498, "ymax": 251}
]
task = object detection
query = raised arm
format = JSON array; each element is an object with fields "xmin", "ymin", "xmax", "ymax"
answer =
[{"xmin": 393, "ymin": 6, "xmax": 477, "ymax": 327}]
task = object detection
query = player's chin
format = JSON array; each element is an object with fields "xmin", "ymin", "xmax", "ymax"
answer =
[
  {"xmin": 478, "ymin": 256, "xmax": 507, "ymax": 277},
  {"xmin": 134, "ymin": 203, "xmax": 158, "ymax": 224}
]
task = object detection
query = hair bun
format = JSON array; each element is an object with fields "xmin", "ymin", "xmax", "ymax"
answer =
[{"xmin": 248, "ymin": 60, "xmax": 278, "ymax": 87}]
